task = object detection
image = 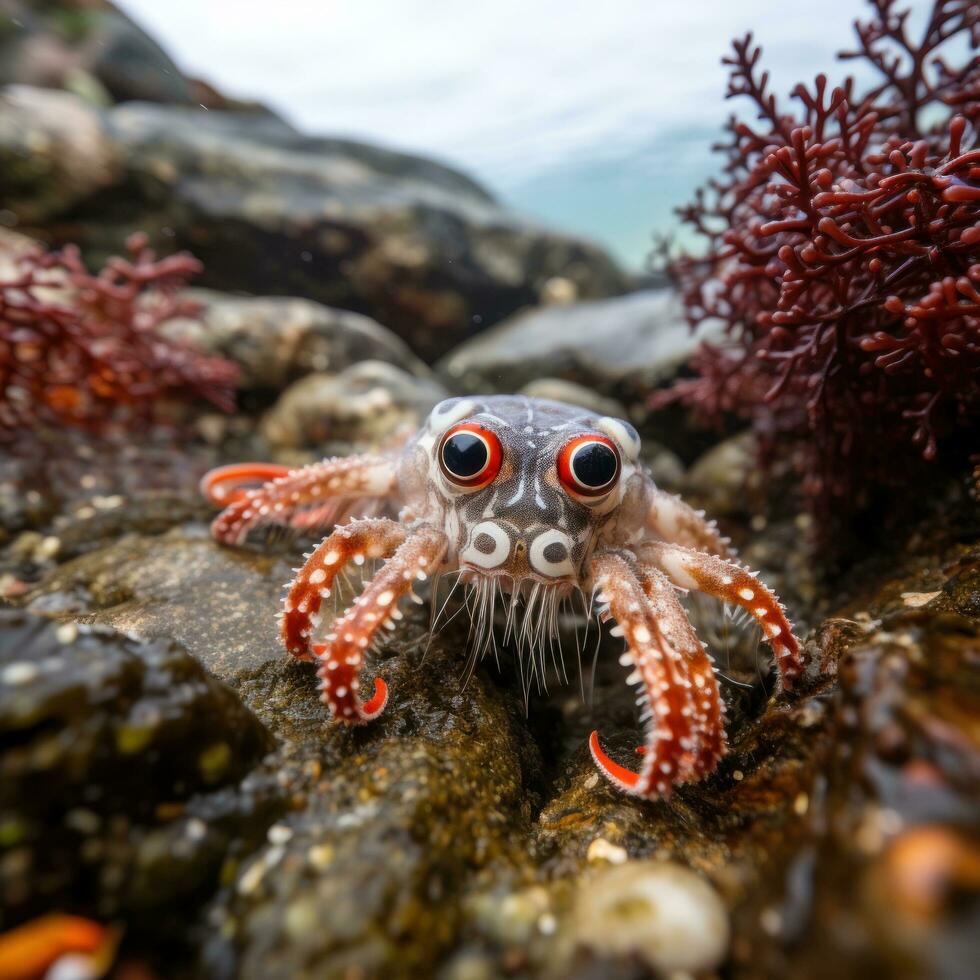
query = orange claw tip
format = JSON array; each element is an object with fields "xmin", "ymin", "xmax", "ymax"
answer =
[
  {"xmin": 199, "ymin": 462, "xmax": 291, "ymax": 507},
  {"xmin": 0, "ymin": 914, "xmax": 116, "ymax": 980},
  {"xmin": 360, "ymin": 677, "xmax": 389, "ymax": 719},
  {"xmin": 588, "ymin": 730, "xmax": 640, "ymax": 790}
]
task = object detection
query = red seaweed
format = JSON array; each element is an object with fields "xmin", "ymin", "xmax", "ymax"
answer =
[
  {"xmin": 0, "ymin": 233, "xmax": 238, "ymax": 440},
  {"xmin": 657, "ymin": 0, "xmax": 980, "ymax": 542}
]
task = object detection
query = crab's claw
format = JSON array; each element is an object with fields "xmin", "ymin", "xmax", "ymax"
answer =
[
  {"xmin": 0, "ymin": 915, "xmax": 118, "ymax": 980},
  {"xmin": 313, "ymin": 642, "xmax": 389, "ymax": 722},
  {"xmin": 587, "ymin": 553, "xmax": 728, "ymax": 799},
  {"xmin": 360, "ymin": 677, "xmax": 390, "ymax": 718},
  {"xmin": 200, "ymin": 462, "xmax": 292, "ymax": 507},
  {"xmin": 589, "ymin": 730, "xmax": 644, "ymax": 793}
]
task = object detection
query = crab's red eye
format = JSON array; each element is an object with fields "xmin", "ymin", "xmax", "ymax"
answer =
[
  {"xmin": 439, "ymin": 422, "xmax": 502, "ymax": 489},
  {"xmin": 557, "ymin": 434, "xmax": 620, "ymax": 497}
]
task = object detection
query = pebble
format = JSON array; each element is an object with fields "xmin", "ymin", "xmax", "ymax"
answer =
[
  {"xmin": 573, "ymin": 861, "xmax": 730, "ymax": 973},
  {"xmin": 586, "ymin": 837, "xmax": 628, "ymax": 864},
  {"xmin": 1, "ymin": 661, "xmax": 39, "ymax": 686}
]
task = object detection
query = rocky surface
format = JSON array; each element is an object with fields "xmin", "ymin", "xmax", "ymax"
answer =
[
  {"xmin": 0, "ymin": 608, "xmax": 280, "ymax": 940},
  {"xmin": 437, "ymin": 289, "xmax": 722, "ymax": 428},
  {"xmin": 2, "ymin": 404, "xmax": 976, "ymax": 977},
  {"xmin": 0, "ymin": 84, "xmax": 630, "ymax": 361},
  {"xmin": 0, "ymin": 0, "xmax": 278, "ymax": 113},
  {"xmin": 161, "ymin": 290, "xmax": 432, "ymax": 395},
  {"xmin": 1, "ymin": 8, "xmax": 977, "ymax": 977},
  {"xmin": 259, "ymin": 361, "xmax": 448, "ymax": 452}
]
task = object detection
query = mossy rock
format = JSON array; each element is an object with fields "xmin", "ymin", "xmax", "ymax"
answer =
[{"xmin": 0, "ymin": 609, "xmax": 281, "ymax": 933}]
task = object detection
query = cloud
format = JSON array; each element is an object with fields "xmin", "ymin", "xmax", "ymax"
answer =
[{"xmin": 120, "ymin": 0, "xmax": 875, "ymax": 188}]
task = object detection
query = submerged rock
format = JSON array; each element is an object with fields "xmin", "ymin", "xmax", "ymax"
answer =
[{"xmin": 0, "ymin": 88, "xmax": 629, "ymax": 361}]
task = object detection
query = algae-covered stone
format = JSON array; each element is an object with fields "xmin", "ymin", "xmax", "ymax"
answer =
[
  {"xmin": 0, "ymin": 609, "xmax": 276, "ymax": 927},
  {"xmin": 6, "ymin": 407, "xmax": 979, "ymax": 979},
  {"xmin": 201, "ymin": 627, "xmax": 541, "ymax": 980},
  {"xmin": 26, "ymin": 530, "xmax": 293, "ymax": 681}
]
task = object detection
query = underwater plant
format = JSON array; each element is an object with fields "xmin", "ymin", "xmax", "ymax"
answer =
[
  {"xmin": 658, "ymin": 0, "xmax": 980, "ymax": 538},
  {"xmin": 0, "ymin": 233, "xmax": 237, "ymax": 440}
]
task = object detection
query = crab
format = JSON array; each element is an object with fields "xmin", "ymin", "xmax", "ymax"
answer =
[{"xmin": 202, "ymin": 395, "xmax": 801, "ymax": 798}]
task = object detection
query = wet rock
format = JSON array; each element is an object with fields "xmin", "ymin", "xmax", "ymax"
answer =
[
  {"xmin": 571, "ymin": 860, "xmax": 730, "ymax": 973},
  {"xmin": 517, "ymin": 379, "xmax": 628, "ymax": 420},
  {"xmin": 781, "ymin": 602, "xmax": 980, "ymax": 977},
  {"xmin": 0, "ymin": 1, "xmax": 193, "ymax": 106},
  {"xmin": 5, "ymin": 404, "xmax": 977, "ymax": 978},
  {"xmin": 438, "ymin": 288, "xmax": 720, "ymax": 411},
  {"xmin": 161, "ymin": 291, "xmax": 430, "ymax": 393},
  {"xmin": 0, "ymin": 86, "xmax": 120, "ymax": 222},
  {"xmin": 0, "ymin": 609, "xmax": 278, "ymax": 928},
  {"xmin": 201, "ymin": 625, "xmax": 540, "ymax": 979},
  {"xmin": 683, "ymin": 431, "xmax": 760, "ymax": 517},
  {"xmin": 0, "ymin": 89, "xmax": 629, "ymax": 361},
  {"xmin": 25, "ymin": 530, "xmax": 292, "ymax": 681},
  {"xmin": 722, "ymin": 546, "xmax": 980, "ymax": 979},
  {"xmin": 260, "ymin": 361, "xmax": 448, "ymax": 451}
]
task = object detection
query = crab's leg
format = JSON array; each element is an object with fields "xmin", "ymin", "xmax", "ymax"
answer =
[
  {"xmin": 204, "ymin": 454, "xmax": 398, "ymax": 546},
  {"xmin": 311, "ymin": 525, "xmax": 448, "ymax": 723},
  {"xmin": 638, "ymin": 540, "xmax": 802, "ymax": 690},
  {"xmin": 646, "ymin": 487, "xmax": 732, "ymax": 558},
  {"xmin": 635, "ymin": 564, "xmax": 725, "ymax": 776},
  {"xmin": 588, "ymin": 552, "xmax": 714, "ymax": 798},
  {"xmin": 281, "ymin": 517, "xmax": 408, "ymax": 662}
]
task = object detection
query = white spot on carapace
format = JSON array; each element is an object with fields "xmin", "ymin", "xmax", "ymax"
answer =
[
  {"xmin": 529, "ymin": 528, "xmax": 575, "ymax": 579},
  {"xmin": 460, "ymin": 520, "xmax": 510, "ymax": 569}
]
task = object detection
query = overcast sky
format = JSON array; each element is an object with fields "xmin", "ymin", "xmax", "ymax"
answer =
[{"xmin": 120, "ymin": 0, "xmax": 882, "ymax": 268}]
